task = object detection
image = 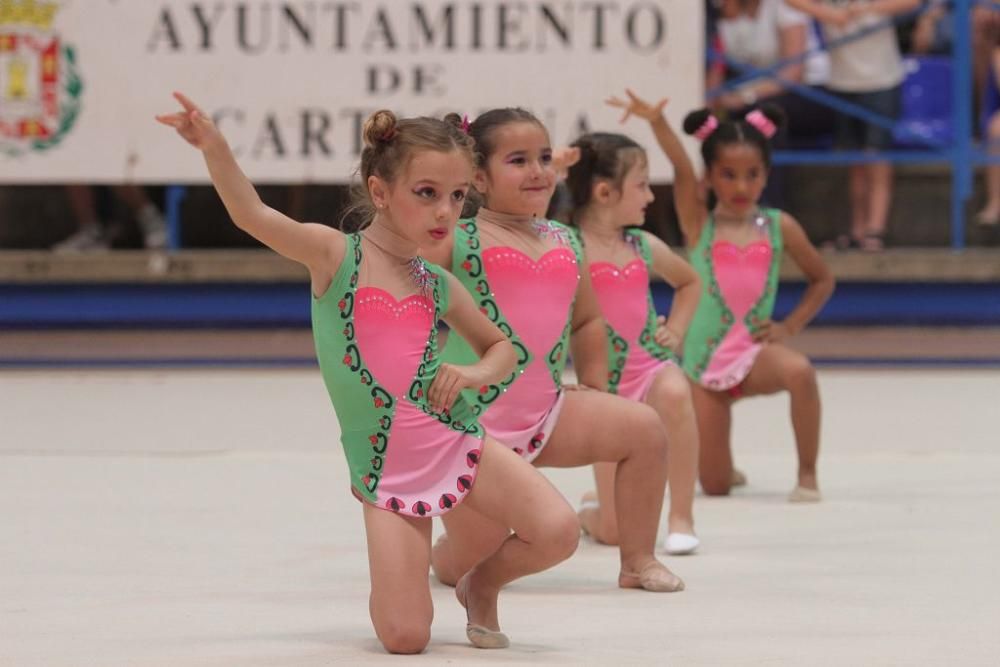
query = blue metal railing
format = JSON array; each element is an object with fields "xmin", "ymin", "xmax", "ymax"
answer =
[{"xmin": 707, "ymin": 0, "xmax": 989, "ymax": 249}]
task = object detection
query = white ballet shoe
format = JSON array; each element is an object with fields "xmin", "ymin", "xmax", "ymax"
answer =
[{"xmin": 664, "ymin": 532, "xmax": 700, "ymax": 556}]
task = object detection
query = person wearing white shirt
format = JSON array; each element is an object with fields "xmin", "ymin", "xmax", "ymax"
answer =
[{"xmin": 787, "ymin": 0, "xmax": 921, "ymax": 251}]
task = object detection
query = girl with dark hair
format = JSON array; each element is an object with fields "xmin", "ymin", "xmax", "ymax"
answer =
[
  {"xmin": 422, "ymin": 107, "xmax": 685, "ymax": 594},
  {"xmin": 564, "ymin": 128, "xmax": 703, "ymax": 556},
  {"xmin": 157, "ymin": 94, "xmax": 580, "ymax": 653},
  {"xmin": 613, "ymin": 89, "xmax": 835, "ymax": 501}
]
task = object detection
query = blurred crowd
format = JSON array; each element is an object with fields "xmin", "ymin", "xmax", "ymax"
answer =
[{"xmin": 1, "ymin": 1, "xmax": 998, "ymax": 252}]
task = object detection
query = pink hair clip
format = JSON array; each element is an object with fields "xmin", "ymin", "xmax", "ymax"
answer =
[
  {"xmin": 745, "ymin": 109, "xmax": 777, "ymax": 139},
  {"xmin": 694, "ymin": 115, "xmax": 719, "ymax": 141},
  {"xmin": 460, "ymin": 114, "xmax": 471, "ymax": 134}
]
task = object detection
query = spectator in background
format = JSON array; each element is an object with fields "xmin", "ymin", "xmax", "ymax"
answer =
[
  {"xmin": 707, "ymin": 0, "xmax": 837, "ymax": 210},
  {"xmin": 976, "ymin": 47, "xmax": 1000, "ymax": 227},
  {"xmin": 54, "ymin": 185, "xmax": 167, "ymax": 252},
  {"xmin": 911, "ymin": 1, "xmax": 1000, "ymax": 119},
  {"xmin": 910, "ymin": 1, "xmax": 1000, "ymax": 228},
  {"xmin": 709, "ymin": 0, "xmax": 834, "ymax": 144},
  {"xmin": 788, "ymin": 0, "xmax": 921, "ymax": 252}
]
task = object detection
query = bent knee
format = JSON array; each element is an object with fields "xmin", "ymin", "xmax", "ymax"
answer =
[
  {"xmin": 377, "ymin": 621, "xmax": 431, "ymax": 655},
  {"xmin": 659, "ymin": 369, "xmax": 693, "ymax": 403},
  {"xmin": 786, "ymin": 358, "xmax": 818, "ymax": 390},
  {"xmin": 545, "ymin": 505, "xmax": 582, "ymax": 561}
]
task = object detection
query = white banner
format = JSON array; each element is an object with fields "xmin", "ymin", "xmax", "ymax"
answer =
[{"xmin": 0, "ymin": 0, "xmax": 703, "ymax": 184}]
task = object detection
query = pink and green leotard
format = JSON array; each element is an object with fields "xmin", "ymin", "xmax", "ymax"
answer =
[
  {"xmin": 312, "ymin": 234, "xmax": 484, "ymax": 518},
  {"xmin": 440, "ymin": 211, "xmax": 583, "ymax": 462},
  {"xmin": 681, "ymin": 208, "xmax": 783, "ymax": 392},
  {"xmin": 585, "ymin": 229, "xmax": 676, "ymax": 402}
]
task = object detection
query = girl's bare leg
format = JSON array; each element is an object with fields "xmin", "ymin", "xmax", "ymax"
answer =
[
  {"xmin": 580, "ymin": 462, "xmax": 618, "ymax": 544},
  {"xmin": 451, "ymin": 437, "xmax": 580, "ymax": 643},
  {"xmin": 534, "ymin": 391, "xmax": 682, "ymax": 592},
  {"xmin": 583, "ymin": 365, "xmax": 698, "ymax": 543},
  {"xmin": 439, "ymin": 393, "xmax": 680, "ymax": 593},
  {"xmin": 650, "ymin": 365, "xmax": 699, "ymax": 537},
  {"xmin": 363, "ymin": 504, "xmax": 433, "ymax": 654},
  {"xmin": 691, "ymin": 382, "xmax": 735, "ymax": 496},
  {"xmin": 741, "ymin": 344, "xmax": 822, "ymax": 496}
]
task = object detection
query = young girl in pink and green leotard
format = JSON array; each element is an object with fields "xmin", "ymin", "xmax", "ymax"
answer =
[
  {"xmin": 157, "ymin": 95, "xmax": 580, "ymax": 653},
  {"xmin": 423, "ymin": 108, "xmax": 684, "ymax": 593},
  {"xmin": 563, "ymin": 122, "xmax": 703, "ymax": 556},
  {"xmin": 616, "ymin": 90, "xmax": 835, "ymax": 501}
]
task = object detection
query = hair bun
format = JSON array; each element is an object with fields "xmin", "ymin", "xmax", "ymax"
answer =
[
  {"xmin": 362, "ymin": 109, "xmax": 398, "ymax": 148},
  {"xmin": 756, "ymin": 103, "xmax": 787, "ymax": 130},
  {"xmin": 682, "ymin": 108, "xmax": 714, "ymax": 137}
]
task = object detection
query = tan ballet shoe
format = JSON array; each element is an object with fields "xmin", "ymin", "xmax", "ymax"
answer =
[
  {"xmin": 456, "ymin": 574, "xmax": 509, "ymax": 649},
  {"xmin": 465, "ymin": 624, "xmax": 510, "ymax": 649},
  {"xmin": 731, "ymin": 468, "xmax": 748, "ymax": 487},
  {"xmin": 788, "ymin": 486, "xmax": 822, "ymax": 503},
  {"xmin": 619, "ymin": 562, "xmax": 685, "ymax": 593}
]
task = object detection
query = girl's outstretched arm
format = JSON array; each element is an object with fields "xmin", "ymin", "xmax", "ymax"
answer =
[
  {"xmin": 752, "ymin": 213, "xmax": 835, "ymax": 343},
  {"xmin": 156, "ymin": 92, "xmax": 343, "ymax": 293},
  {"xmin": 432, "ymin": 273, "xmax": 517, "ymax": 412},
  {"xmin": 568, "ymin": 262, "xmax": 609, "ymax": 392},
  {"xmin": 643, "ymin": 231, "xmax": 701, "ymax": 353},
  {"xmin": 607, "ymin": 89, "xmax": 707, "ymax": 245}
]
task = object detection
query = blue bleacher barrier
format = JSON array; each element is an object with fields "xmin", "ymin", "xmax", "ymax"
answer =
[
  {"xmin": 893, "ymin": 57, "xmax": 955, "ymax": 147},
  {"xmin": 709, "ymin": 0, "xmax": 978, "ymax": 248}
]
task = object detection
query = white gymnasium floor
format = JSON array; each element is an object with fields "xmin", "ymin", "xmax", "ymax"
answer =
[{"xmin": 2, "ymin": 368, "xmax": 998, "ymax": 666}]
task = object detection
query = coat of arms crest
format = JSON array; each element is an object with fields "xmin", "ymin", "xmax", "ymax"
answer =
[{"xmin": 0, "ymin": 0, "xmax": 82, "ymax": 156}]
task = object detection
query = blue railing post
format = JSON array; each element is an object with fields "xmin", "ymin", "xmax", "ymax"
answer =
[
  {"xmin": 952, "ymin": 0, "xmax": 975, "ymax": 250},
  {"xmin": 164, "ymin": 185, "xmax": 187, "ymax": 251}
]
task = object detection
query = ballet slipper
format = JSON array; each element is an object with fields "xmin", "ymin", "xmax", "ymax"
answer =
[
  {"xmin": 788, "ymin": 486, "xmax": 822, "ymax": 503},
  {"xmin": 619, "ymin": 561, "xmax": 685, "ymax": 593},
  {"xmin": 730, "ymin": 468, "xmax": 748, "ymax": 487},
  {"xmin": 465, "ymin": 624, "xmax": 510, "ymax": 649},
  {"xmin": 664, "ymin": 532, "xmax": 700, "ymax": 556},
  {"xmin": 455, "ymin": 573, "xmax": 509, "ymax": 649}
]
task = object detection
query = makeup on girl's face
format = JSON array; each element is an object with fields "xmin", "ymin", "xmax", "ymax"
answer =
[
  {"xmin": 707, "ymin": 144, "xmax": 768, "ymax": 214},
  {"xmin": 479, "ymin": 122, "xmax": 556, "ymax": 217},
  {"xmin": 386, "ymin": 149, "xmax": 473, "ymax": 245}
]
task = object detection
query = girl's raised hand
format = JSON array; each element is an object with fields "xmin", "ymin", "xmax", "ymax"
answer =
[
  {"xmin": 606, "ymin": 89, "xmax": 668, "ymax": 124},
  {"xmin": 552, "ymin": 146, "xmax": 581, "ymax": 180},
  {"xmin": 155, "ymin": 92, "xmax": 224, "ymax": 151}
]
